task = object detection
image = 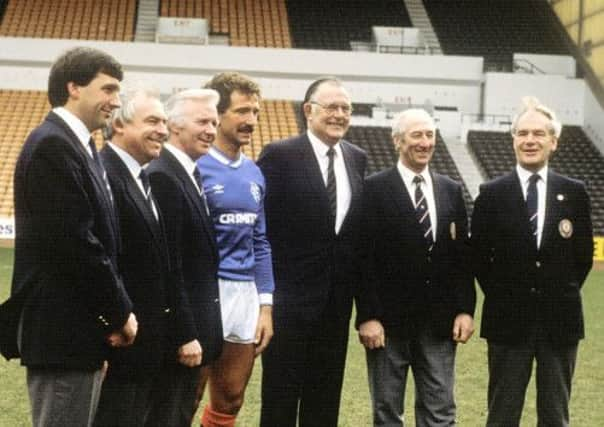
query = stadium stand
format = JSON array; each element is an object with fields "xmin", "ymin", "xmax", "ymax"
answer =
[
  {"xmin": 285, "ymin": 0, "xmax": 412, "ymax": 50},
  {"xmin": 0, "ymin": 90, "xmax": 48, "ymax": 217},
  {"xmin": 0, "ymin": 0, "xmax": 136, "ymax": 41},
  {"xmin": 250, "ymin": 99, "xmax": 299, "ymax": 159},
  {"xmin": 468, "ymin": 128, "xmax": 604, "ymax": 234},
  {"xmin": 160, "ymin": 0, "xmax": 292, "ymax": 48},
  {"xmin": 347, "ymin": 126, "xmax": 474, "ymax": 213},
  {"xmin": 423, "ymin": 0, "xmax": 569, "ymax": 70}
]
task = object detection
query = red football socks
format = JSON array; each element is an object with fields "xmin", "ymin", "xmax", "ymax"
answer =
[{"xmin": 200, "ymin": 404, "xmax": 236, "ymax": 427}]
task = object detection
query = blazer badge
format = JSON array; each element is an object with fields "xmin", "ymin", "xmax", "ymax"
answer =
[
  {"xmin": 449, "ymin": 222, "xmax": 456, "ymax": 240},
  {"xmin": 558, "ymin": 218, "xmax": 573, "ymax": 239}
]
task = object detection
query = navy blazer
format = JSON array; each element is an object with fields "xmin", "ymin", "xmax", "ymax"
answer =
[
  {"xmin": 257, "ymin": 134, "xmax": 367, "ymax": 323},
  {"xmin": 471, "ymin": 169, "xmax": 593, "ymax": 345},
  {"xmin": 147, "ymin": 148, "xmax": 223, "ymax": 365},
  {"xmin": 101, "ymin": 145, "xmax": 179, "ymax": 377},
  {"xmin": 0, "ymin": 112, "xmax": 132, "ymax": 368},
  {"xmin": 356, "ymin": 167, "xmax": 475, "ymax": 339}
]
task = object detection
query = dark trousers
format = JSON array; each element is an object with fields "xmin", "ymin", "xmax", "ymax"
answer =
[
  {"xmin": 94, "ymin": 368, "xmax": 156, "ymax": 427},
  {"xmin": 366, "ymin": 328, "xmax": 456, "ymax": 427},
  {"xmin": 145, "ymin": 363, "xmax": 202, "ymax": 427},
  {"xmin": 260, "ymin": 311, "xmax": 349, "ymax": 427},
  {"xmin": 486, "ymin": 320, "xmax": 578, "ymax": 427}
]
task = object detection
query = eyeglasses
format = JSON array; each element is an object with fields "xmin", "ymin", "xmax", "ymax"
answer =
[{"xmin": 310, "ymin": 101, "xmax": 353, "ymax": 116}]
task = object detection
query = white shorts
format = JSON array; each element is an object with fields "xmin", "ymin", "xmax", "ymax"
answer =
[{"xmin": 218, "ymin": 278, "xmax": 259, "ymax": 344}]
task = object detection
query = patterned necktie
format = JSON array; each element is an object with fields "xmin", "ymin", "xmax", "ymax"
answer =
[
  {"xmin": 526, "ymin": 174, "xmax": 540, "ymax": 246},
  {"xmin": 88, "ymin": 139, "xmax": 113, "ymax": 204},
  {"xmin": 326, "ymin": 147, "xmax": 337, "ymax": 220},
  {"xmin": 139, "ymin": 169, "xmax": 158, "ymax": 221},
  {"xmin": 413, "ymin": 175, "xmax": 434, "ymax": 251},
  {"xmin": 192, "ymin": 167, "xmax": 210, "ymax": 216}
]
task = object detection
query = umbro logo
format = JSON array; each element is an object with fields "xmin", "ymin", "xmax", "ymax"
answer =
[{"xmin": 212, "ymin": 184, "xmax": 225, "ymax": 194}]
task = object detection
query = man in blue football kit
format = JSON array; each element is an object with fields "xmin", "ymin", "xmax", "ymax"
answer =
[{"xmin": 196, "ymin": 72, "xmax": 274, "ymax": 427}]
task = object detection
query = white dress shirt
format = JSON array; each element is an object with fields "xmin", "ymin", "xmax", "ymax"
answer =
[
  {"xmin": 164, "ymin": 143, "xmax": 204, "ymax": 195},
  {"xmin": 107, "ymin": 142, "xmax": 158, "ymax": 219},
  {"xmin": 397, "ymin": 161, "xmax": 438, "ymax": 240},
  {"xmin": 53, "ymin": 107, "xmax": 93, "ymax": 157},
  {"xmin": 307, "ymin": 130, "xmax": 352, "ymax": 234},
  {"xmin": 516, "ymin": 164, "xmax": 547, "ymax": 248}
]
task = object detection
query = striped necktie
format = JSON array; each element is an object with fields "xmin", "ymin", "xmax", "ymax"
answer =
[
  {"xmin": 413, "ymin": 175, "xmax": 434, "ymax": 251},
  {"xmin": 526, "ymin": 174, "xmax": 540, "ymax": 246},
  {"xmin": 326, "ymin": 147, "xmax": 337, "ymax": 221},
  {"xmin": 139, "ymin": 169, "xmax": 158, "ymax": 221}
]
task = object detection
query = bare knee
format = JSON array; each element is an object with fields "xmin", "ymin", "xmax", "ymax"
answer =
[{"xmin": 212, "ymin": 387, "xmax": 246, "ymax": 415}]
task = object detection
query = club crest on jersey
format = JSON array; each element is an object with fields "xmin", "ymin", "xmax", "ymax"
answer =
[
  {"xmin": 250, "ymin": 182, "xmax": 261, "ymax": 203},
  {"xmin": 211, "ymin": 184, "xmax": 225, "ymax": 194}
]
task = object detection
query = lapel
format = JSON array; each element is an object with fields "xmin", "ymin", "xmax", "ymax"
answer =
[
  {"xmin": 339, "ymin": 141, "xmax": 363, "ymax": 231},
  {"xmin": 103, "ymin": 146, "xmax": 163, "ymax": 248},
  {"xmin": 385, "ymin": 167, "xmax": 425, "ymax": 241},
  {"xmin": 431, "ymin": 172, "xmax": 448, "ymax": 243},
  {"xmin": 540, "ymin": 170, "xmax": 561, "ymax": 251},
  {"xmin": 299, "ymin": 135, "xmax": 330, "ymax": 212},
  {"xmin": 506, "ymin": 170, "xmax": 536, "ymax": 248},
  {"xmin": 46, "ymin": 112, "xmax": 118, "ymax": 235},
  {"xmin": 162, "ymin": 149, "xmax": 217, "ymax": 253}
]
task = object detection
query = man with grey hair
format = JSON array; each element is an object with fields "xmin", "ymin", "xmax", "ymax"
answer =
[
  {"xmin": 471, "ymin": 97, "xmax": 593, "ymax": 426},
  {"xmin": 93, "ymin": 85, "xmax": 172, "ymax": 425},
  {"xmin": 356, "ymin": 107, "xmax": 475, "ymax": 426},
  {"xmin": 147, "ymin": 88, "xmax": 224, "ymax": 426},
  {"xmin": 259, "ymin": 77, "xmax": 367, "ymax": 427}
]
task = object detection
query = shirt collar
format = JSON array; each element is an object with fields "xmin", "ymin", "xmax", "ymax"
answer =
[
  {"xmin": 164, "ymin": 143, "xmax": 198, "ymax": 176},
  {"xmin": 307, "ymin": 130, "xmax": 342, "ymax": 159},
  {"xmin": 397, "ymin": 159, "xmax": 431, "ymax": 187},
  {"xmin": 516, "ymin": 164, "xmax": 548, "ymax": 186},
  {"xmin": 209, "ymin": 146, "xmax": 245, "ymax": 168},
  {"xmin": 107, "ymin": 142, "xmax": 143, "ymax": 178},
  {"xmin": 53, "ymin": 107, "xmax": 92, "ymax": 146}
]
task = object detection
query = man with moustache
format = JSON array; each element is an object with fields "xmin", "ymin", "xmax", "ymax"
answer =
[
  {"xmin": 356, "ymin": 108, "xmax": 475, "ymax": 427},
  {"xmin": 196, "ymin": 72, "xmax": 274, "ymax": 427},
  {"xmin": 146, "ymin": 88, "xmax": 223, "ymax": 426},
  {"xmin": 471, "ymin": 97, "xmax": 593, "ymax": 427},
  {"xmin": 258, "ymin": 77, "xmax": 367, "ymax": 427},
  {"xmin": 0, "ymin": 47, "xmax": 137, "ymax": 427},
  {"xmin": 92, "ymin": 85, "xmax": 173, "ymax": 426}
]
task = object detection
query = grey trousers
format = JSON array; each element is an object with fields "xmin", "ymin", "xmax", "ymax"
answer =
[
  {"xmin": 486, "ymin": 322, "xmax": 578, "ymax": 427},
  {"xmin": 27, "ymin": 367, "xmax": 104, "ymax": 427},
  {"xmin": 366, "ymin": 329, "xmax": 457, "ymax": 427}
]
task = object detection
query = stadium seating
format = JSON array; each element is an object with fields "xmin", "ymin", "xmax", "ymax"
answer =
[
  {"xmin": 160, "ymin": 0, "xmax": 292, "ymax": 48},
  {"xmin": 346, "ymin": 125, "xmax": 474, "ymax": 214},
  {"xmin": 250, "ymin": 99, "xmax": 299, "ymax": 159},
  {"xmin": 0, "ymin": 0, "xmax": 136, "ymax": 41},
  {"xmin": 0, "ymin": 90, "xmax": 49, "ymax": 216},
  {"xmin": 285, "ymin": 0, "xmax": 412, "ymax": 50},
  {"xmin": 468, "ymin": 127, "xmax": 604, "ymax": 234},
  {"xmin": 423, "ymin": 0, "xmax": 569, "ymax": 70}
]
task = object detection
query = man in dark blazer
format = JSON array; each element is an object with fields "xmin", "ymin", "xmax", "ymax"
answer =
[
  {"xmin": 258, "ymin": 78, "xmax": 367, "ymax": 427},
  {"xmin": 471, "ymin": 97, "xmax": 593, "ymax": 427},
  {"xmin": 92, "ymin": 86, "xmax": 175, "ymax": 425},
  {"xmin": 0, "ymin": 47, "xmax": 137, "ymax": 426},
  {"xmin": 146, "ymin": 88, "xmax": 223, "ymax": 426},
  {"xmin": 356, "ymin": 108, "xmax": 475, "ymax": 427}
]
